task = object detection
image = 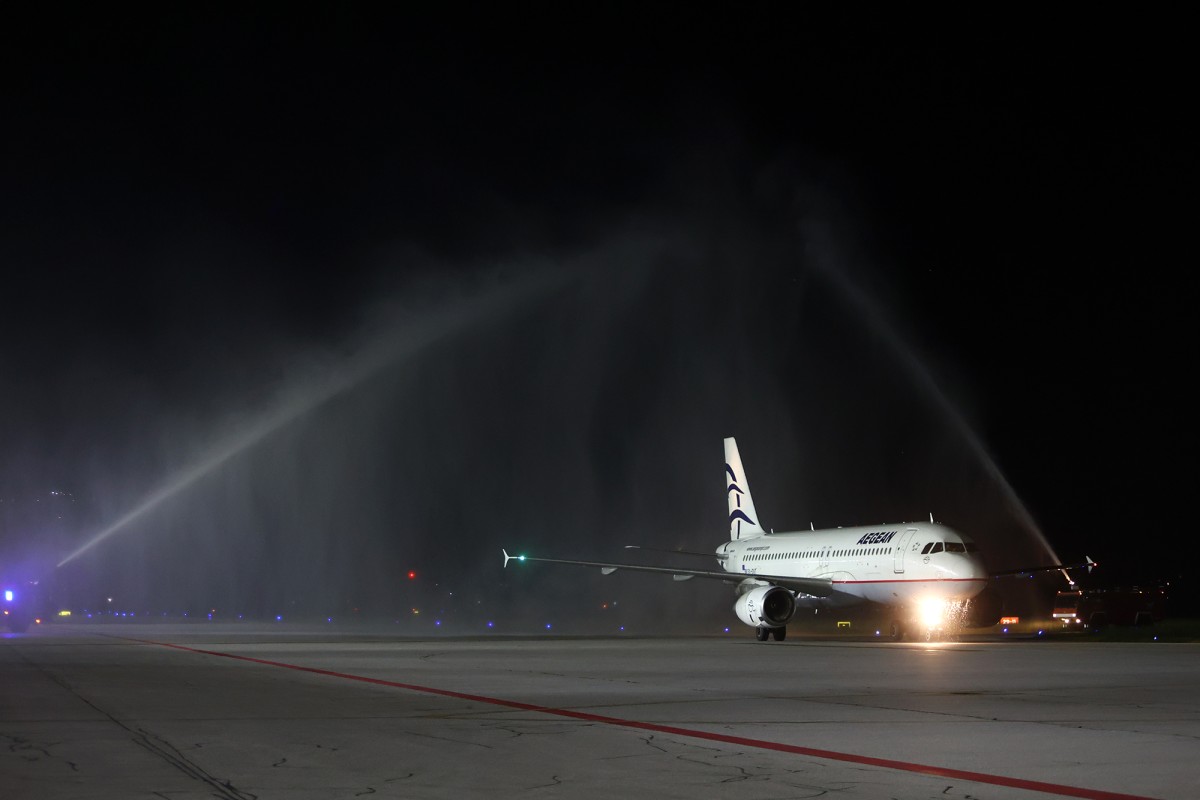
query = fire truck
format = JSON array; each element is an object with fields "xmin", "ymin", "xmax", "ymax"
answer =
[{"xmin": 1052, "ymin": 586, "xmax": 1167, "ymax": 628}]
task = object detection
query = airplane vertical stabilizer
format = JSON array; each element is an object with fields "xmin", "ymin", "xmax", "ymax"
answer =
[{"xmin": 724, "ymin": 437, "xmax": 766, "ymax": 540}]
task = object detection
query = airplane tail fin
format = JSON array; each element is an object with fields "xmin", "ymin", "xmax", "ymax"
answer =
[{"xmin": 724, "ymin": 437, "xmax": 766, "ymax": 540}]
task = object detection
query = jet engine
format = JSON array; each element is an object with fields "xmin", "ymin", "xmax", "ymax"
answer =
[{"xmin": 734, "ymin": 585, "xmax": 796, "ymax": 628}]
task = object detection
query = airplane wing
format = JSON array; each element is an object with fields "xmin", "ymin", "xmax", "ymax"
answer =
[
  {"xmin": 990, "ymin": 556, "xmax": 1096, "ymax": 578},
  {"xmin": 502, "ymin": 549, "xmax": 836, "ymax": 597}
]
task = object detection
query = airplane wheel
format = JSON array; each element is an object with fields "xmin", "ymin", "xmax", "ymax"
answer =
[
  {"xmin": 771, "ymin": 626, "xmax": 787, "ymax": 642},
  {"xmin": 755, "ymin": 627, "xmax": 770, "ymax": 642},
  {"xmin": 888, "ymin": 620, "xmax": 905, "ymax": 641}
]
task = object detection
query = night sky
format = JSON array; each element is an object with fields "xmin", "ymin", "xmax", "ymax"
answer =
[{"xmin": 2, "ymin": 9, "xmax": 1195, "ymax": 624}]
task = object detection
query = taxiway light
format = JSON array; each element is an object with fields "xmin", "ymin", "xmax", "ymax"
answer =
[{"xmin": 4, "ymin": 590, "xmax": 12, "ymax": 602}]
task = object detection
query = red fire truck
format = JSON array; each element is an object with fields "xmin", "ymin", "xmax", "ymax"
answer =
[{"xmin": 1052, "ymin": 586, "xmax": 1167, "ymax": 628}]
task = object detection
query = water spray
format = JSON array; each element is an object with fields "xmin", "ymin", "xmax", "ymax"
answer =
[
  {"xmin": 57, "ymin": 272, "xmax": 566, "ymax": 568},
  {"xmin": 808, "ymin": 239, "xmax": 1061, "ymax": 564}
]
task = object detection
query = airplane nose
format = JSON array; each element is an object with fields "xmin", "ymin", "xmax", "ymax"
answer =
[{"xmin": 967, "ymin": 556, "xmax": 988, "ymax": 581}]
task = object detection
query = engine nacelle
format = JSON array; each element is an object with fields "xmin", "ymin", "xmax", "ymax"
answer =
[{"xmin": 734, "ymin": 585, "xmax": 796, "ymax": 628}]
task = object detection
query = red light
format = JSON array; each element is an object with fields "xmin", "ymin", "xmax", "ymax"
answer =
[{"xmin": 407, "ymin": 571, "xmax": 417, "ymax": 580}]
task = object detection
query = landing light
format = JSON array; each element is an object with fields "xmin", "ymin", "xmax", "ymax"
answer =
[{"xmin": 916, "ymin": 597, "xmax": 948, "ymax": 630}]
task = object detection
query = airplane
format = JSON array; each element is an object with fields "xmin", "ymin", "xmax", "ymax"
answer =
[{"xmin": 504, "ymin": 437, "xmax": 1092, "ymax": 641}]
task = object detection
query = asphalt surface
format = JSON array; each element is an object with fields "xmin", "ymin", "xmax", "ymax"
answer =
[{"xmin": 2, "ymin": 623, "xmax": 1195, "ymax": 799}]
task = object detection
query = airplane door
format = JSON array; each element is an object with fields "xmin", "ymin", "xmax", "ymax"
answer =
[{"xmin": 893, "ymin": 528, "xmax": 918, "ymax": 573}]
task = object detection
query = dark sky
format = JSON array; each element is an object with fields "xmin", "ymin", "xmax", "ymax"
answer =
[{"xmin": 1, "ymin": 9, "xmax": 1195, "ymax": 621}]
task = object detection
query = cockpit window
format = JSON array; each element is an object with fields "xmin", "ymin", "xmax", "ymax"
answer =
[
  {"xmin": 921, "ymin": 542, "xmax": 933, "ymax": 555},
  {"xmin": 930, "ymin": 542, "xmax": 944, "ymax": 553},
  {"xmin": 944, "ymin": 542, "xmax": 966, "ymax": 553}
]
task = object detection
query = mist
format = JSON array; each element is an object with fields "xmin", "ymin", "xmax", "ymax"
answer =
[
  {"xmin": 5, "ymin": 167, "xmax": 1057, "ymax": 633},
  {"xmin": 9, "ymin": 13, "xmax": 1159, "ymax": 626}
]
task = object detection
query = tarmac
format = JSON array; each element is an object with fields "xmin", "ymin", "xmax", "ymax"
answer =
[{"xmin": 2, "ymin": 623, "xmax": 1196, "ymax": 799}]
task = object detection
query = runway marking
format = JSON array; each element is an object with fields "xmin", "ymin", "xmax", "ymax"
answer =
[{"xmin": 129, "ymin": 637, "xmax": 1154, "ymax": 800}]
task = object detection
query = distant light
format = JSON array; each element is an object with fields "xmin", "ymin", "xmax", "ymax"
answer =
[
  {"xmin": 435, "ymin": 620, "xmax": 441, "ymax": 626},
  {"xmin": 1002, "ymin": 627, "xmax": 1009, "ymax": 634},
  {"xmin": 487, "ymin": 621, "xmax": 494, "ymax": 628},
  {"xmin": 87, "ymin": 613, "xmax": 93, "ymax": 619},
  {"xmin": 519, "ymin": 555, "xmax": 526, "ymax": 561},
  {"xmin": 35, "ymin": 618, "xmax": 42, "ymax": 624},
  {"xmin": 545, "ymin": 623, "xmax": 552, "ymax": 629},
  {"xmin": 1037, "ymin": 629, "xmax": 1044, "ymax": 636},
  {"xmin": 619, "ymin": 626, "xmax": 625, "ymax": 632},
  {"xmin": 875, "ymin": 630, "xmax": 881, "ymax": 636},
  {"xmin": 107, "ymin": 597, "xmax": 113, "ymax": 603},
  {"xmin": 4, "ymin": 590, "xmax": 11, "ymax": 602},
  {"xmin": 327, "ymin": 617, "xmax": 333, "ymax": 623},
  {"xmin": 275, "ymin": 615, "xmax": 282, "ymax": 621},
  {"xmin": 723, "ymin": 627, "xmax": 730, "ymax": 633},
  {"xmin": 407, "ymin": 570, "xmax": 417, "ymax": 580},
  {"xmin": 207, "ymin": 613, "xmax": 213, "ymax": 619}
]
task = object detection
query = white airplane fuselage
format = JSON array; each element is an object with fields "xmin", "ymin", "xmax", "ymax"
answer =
[{"xmin": 717, "ymin": 522, "xmax": 988, "ymax": 608}]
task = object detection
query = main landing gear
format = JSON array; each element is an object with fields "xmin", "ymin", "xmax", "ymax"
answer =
[{"xmin": 755, "ymin": 626, "xmax": 787, "ymax": 642}]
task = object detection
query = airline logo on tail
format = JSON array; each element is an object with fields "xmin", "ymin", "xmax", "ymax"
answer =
[
  {"xmin": 726, "ymin": 463, "xmax": 756, "ymax": 536},
  {"xmin": 724, "ymin": 437, "xmax": 765, "ymax": 540}
]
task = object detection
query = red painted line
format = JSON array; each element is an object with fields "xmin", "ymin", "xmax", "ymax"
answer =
[{"xmin": 125, "ymin": 636, "xmax": 1155, "ymax": 800}]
